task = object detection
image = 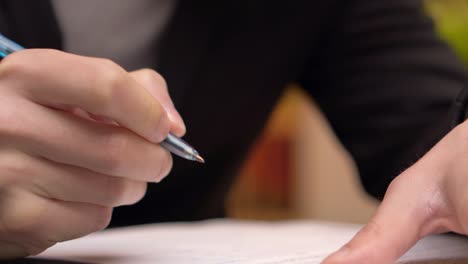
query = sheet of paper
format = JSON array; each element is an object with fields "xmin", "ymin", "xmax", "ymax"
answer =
[{"xmin": 32, "ymin": 219, "xmax": 468, "ymax": 264}]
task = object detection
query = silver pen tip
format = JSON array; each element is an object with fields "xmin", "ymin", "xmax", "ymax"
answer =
[{"xmin": 194, "ymin": 155, "xmax": 205, "ymax": 163}]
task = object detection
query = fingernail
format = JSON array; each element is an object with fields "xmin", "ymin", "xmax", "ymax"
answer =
[{"xmin": 164, "ymin": 106, "xmax": 186, "ymax": 136}]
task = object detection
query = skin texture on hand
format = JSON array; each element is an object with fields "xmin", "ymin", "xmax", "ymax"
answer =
[
  {"xmin": 0, "ymin": 49, "xmax": 184, "ymax": 258},
  {"xmin": 322, "ymin": 120, "xmax": 468, "ymax": 264}
]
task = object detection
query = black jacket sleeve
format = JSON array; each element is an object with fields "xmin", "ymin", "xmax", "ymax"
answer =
[{"xmin": 299, "ymin": 0, "xmax": 467, "ymax": 199}]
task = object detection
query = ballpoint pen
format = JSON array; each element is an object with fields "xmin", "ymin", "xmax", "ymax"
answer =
[{"xmin": 0, "ymin": 34, "xmax": 204, "ymax": 163}]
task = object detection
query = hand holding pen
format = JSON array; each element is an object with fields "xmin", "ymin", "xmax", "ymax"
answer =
[
  {"xmin": 0, "ymin": 35, "xmax": 201, "ymax": 258},
  {"xmin": 0, "ymin": 34, "xmax": 204, "ymax": 163}
]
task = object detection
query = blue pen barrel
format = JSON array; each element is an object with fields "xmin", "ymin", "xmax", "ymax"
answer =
[{"xmin": 0, "ymin": 34, "xmax": 25, "ymax": 58}]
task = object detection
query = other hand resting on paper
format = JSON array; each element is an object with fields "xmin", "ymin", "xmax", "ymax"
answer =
[
  {"xmin": 323, "ymin": 120, "xmax": 468, "ymax": 264},
  {"xmin": 0, "ymin": 49, "xmax": 185, "ymax": 258}
]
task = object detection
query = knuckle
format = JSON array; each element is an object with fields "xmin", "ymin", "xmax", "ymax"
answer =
[
  {"xmin": 0, "ymin": 51, "xmax": 31, "ymax": 79},
  {"xmin": 0, "ymin": 53, "xmax": 23, "ymax": 78},
  {"xmin": 93, "ymin": 59, "xmax": 127, "ymax": 108},
  {"xmin": 0, "ymin": 99, "xmax": 35, "ymax": 144},
  {"xmin": 2, "ymin": 201, "xmax": 46, "ymax": 237},
  {"xmin": 385, "ymin": 171, "xmax": 416, "ymax": 196},
  {"xmin": 7, "ymin": 159, "xmax": 29, "ymax": 177},
  {"xmin": 0, "ymin": 49, "xmax": 59, "ymax": 80},
  {"xmin": 386, "ymin": 175, "xmax": 404, "ymax": 194},
  {"xmin": 138, "ymin": 68, "xmax": 168, "ymax": 89},
  {"xmin": 0, "ymin": 153, "xmax": 30, "ymax": 186},
  {"xmin": 0, "ymin": 101, "xmax": 19, "ymax": 137}
]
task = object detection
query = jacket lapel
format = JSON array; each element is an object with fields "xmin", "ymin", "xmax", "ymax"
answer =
[
  {"xmin": 0, "ymin": 0, "xmax": 61, "ymax": 49},
  {"xmin": 156, "ymin": 0, "xmax": 222, "ymax": 109},
  {"xmin": 0, "ymin": 0, "xmax": 221, "ymax": 109},
  {"xmin": 0, "ymin": 0, "xmax": 219, "ymax": 107}
]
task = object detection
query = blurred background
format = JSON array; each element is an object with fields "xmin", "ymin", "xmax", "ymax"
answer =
[{"xmin": 226, "ymin": 0, "xmax": 468, "ymax": 224}]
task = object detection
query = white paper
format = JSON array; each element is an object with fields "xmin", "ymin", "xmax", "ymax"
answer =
[{"xmin": 35, "ymin": 219, "xmax": 468, "ymax": 264}]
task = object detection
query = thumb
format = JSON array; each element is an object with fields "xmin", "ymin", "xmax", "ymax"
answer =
[
  {"xmin": 130, "ymin": 69, "xmax": 186, "ymax": 137},
  {"xmin": 322, "ymin": 173, "xmax": 437, "ymax": 264}
]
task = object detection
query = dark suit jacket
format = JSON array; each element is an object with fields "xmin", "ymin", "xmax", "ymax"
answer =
[{"xmin": 0, "ymin": 0, "xmax": 465, "ymax": 227}]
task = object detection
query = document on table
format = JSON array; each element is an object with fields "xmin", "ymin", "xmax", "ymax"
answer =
[{"xmin": 31, "ymin": 219, "xmax": 468, "ymax": 264}]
